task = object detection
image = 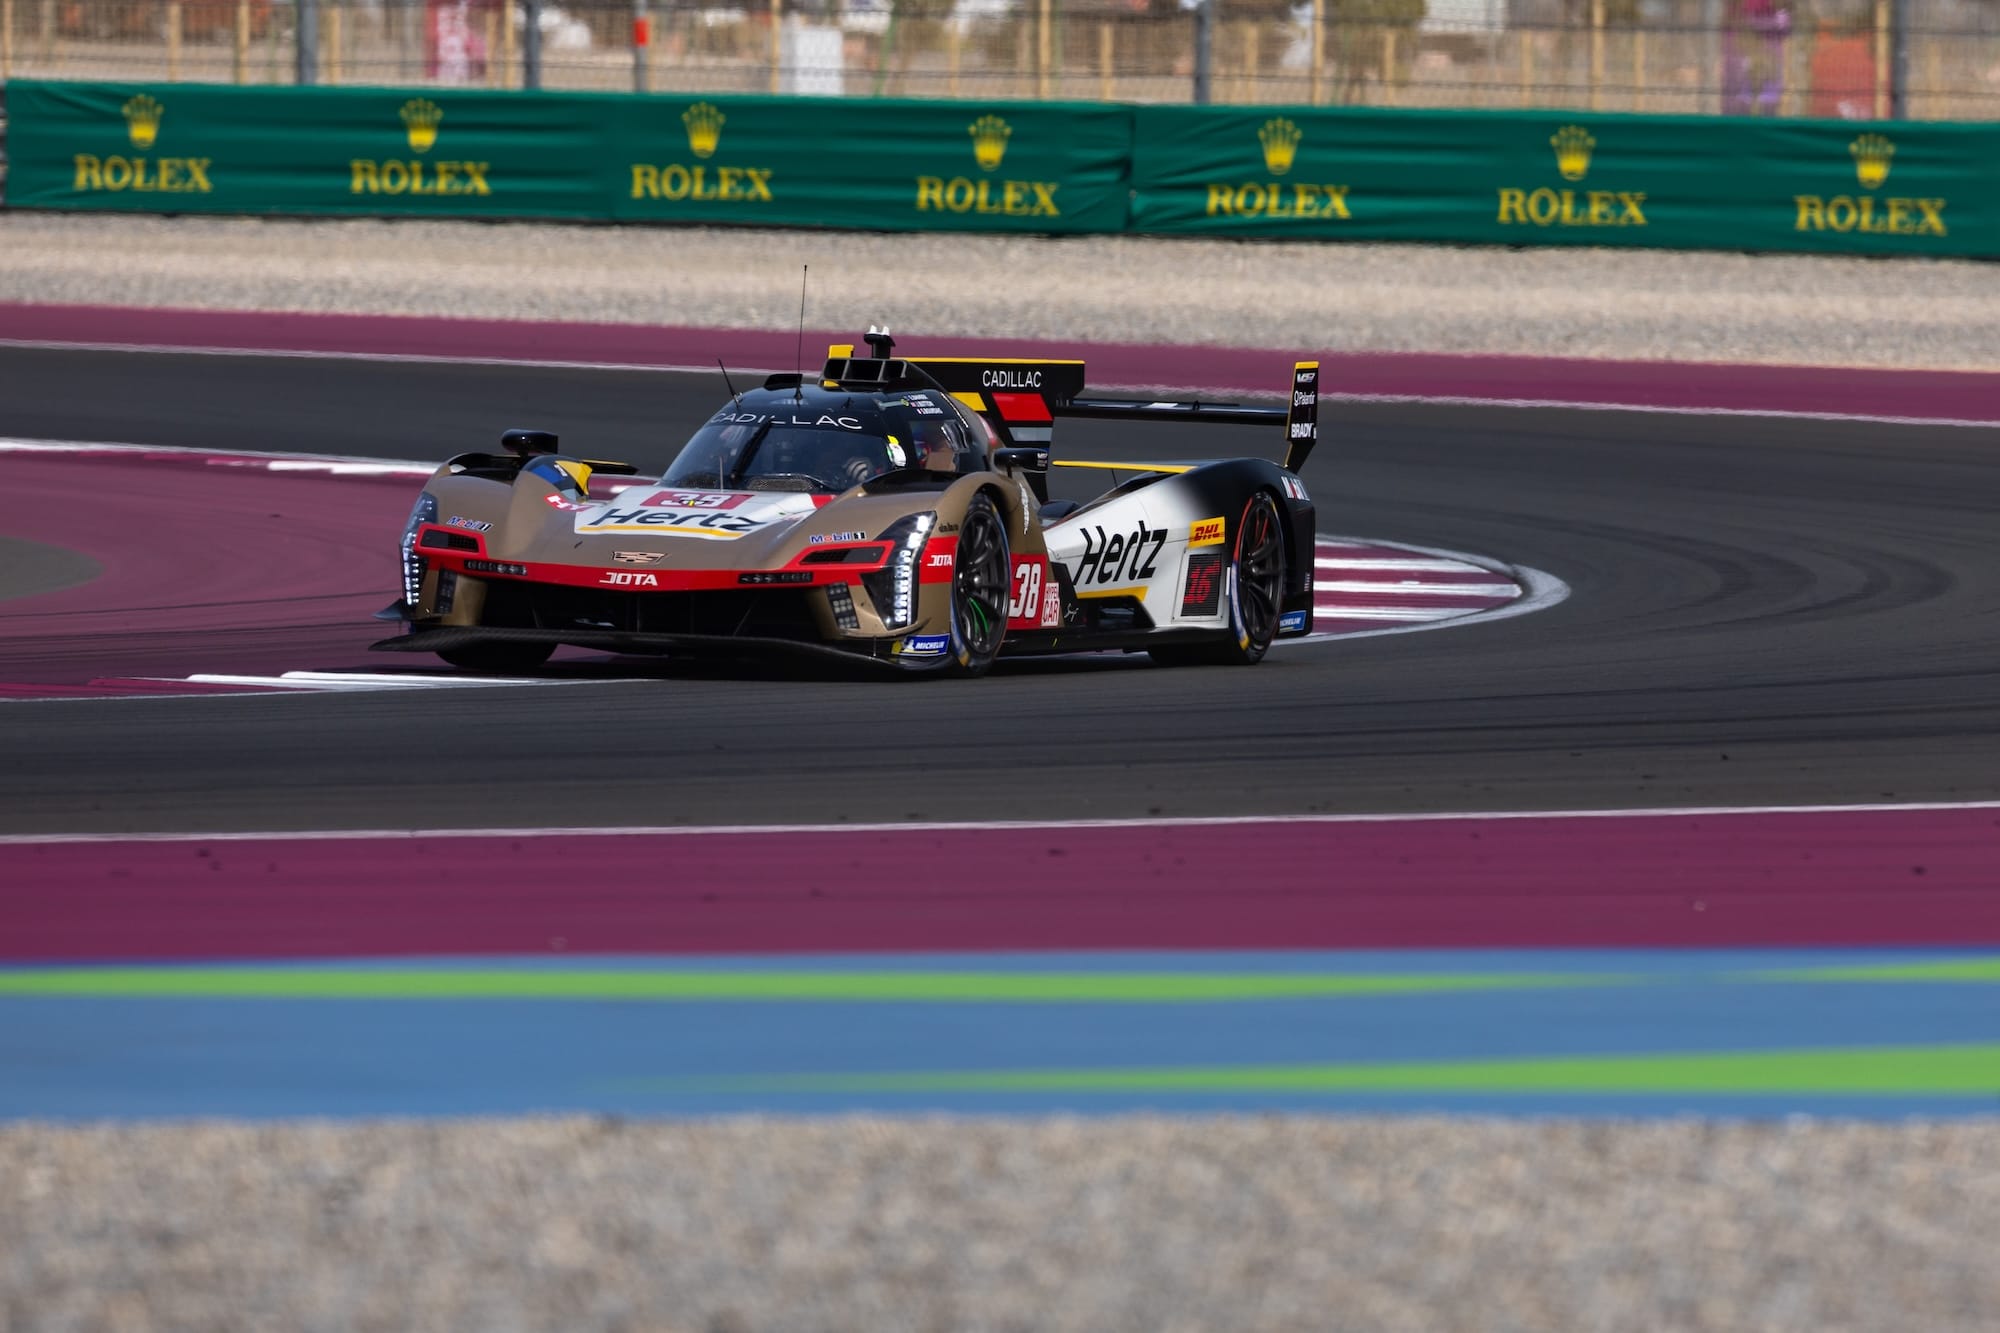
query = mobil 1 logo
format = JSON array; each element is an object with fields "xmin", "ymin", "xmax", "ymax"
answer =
[{"xmin": 1071, "ymin": 520, "xmax": 1166, "ymax": 588}]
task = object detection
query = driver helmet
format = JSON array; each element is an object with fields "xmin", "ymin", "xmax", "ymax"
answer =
[{"xmin": 523, "ymin": 455, "xmax": 594, "ymax": 498}]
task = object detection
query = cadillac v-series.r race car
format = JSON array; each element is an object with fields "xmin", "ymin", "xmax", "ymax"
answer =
[{"xmin": 374, "ymin": 331, "xmax": 1319, "ymax": 676}]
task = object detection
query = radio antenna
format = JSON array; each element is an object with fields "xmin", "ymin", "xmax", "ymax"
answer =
[
  {"xmin": 716, "ymin": 358, "xmax": 741, "ymax": 406},
  {"xmin": 793, "ymin": 264, "xmax": 808, "ymax": 400}
]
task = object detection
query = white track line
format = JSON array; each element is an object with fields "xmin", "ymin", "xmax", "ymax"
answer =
[
  {"xmin": 1316, "ymin": 557, "xmax": 1492, "ymax": 573},
  {"xmin": 3, "ymin": 799, "xmax": 1996, "ymax": 846},
  {"xmin": 1315, "ymin": 580, "xmax": 1521, "ymax": 597},
  {"xmin": 180, "ymin": 672, "xmax": 585, "ymax": 691},
  {"xmin": 6, "ymin": 337, "xmax": 1998, "ymax": 427},
  {"xmin": 1310, "ymin": 606, "xmax": 1486, "ymax": 622}
]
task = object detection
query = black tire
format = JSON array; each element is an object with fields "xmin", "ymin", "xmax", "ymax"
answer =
[
  {"xmin": 436, "ymin": 640, "xmax": 556, "ymax": 674},
  {"xmin": 946, "ymin": 491, "xmax": 1010, "ymax": 677},
  {"xmin": 1150, "ymin": 490, "xmax": 1287, "ymax": 667}
]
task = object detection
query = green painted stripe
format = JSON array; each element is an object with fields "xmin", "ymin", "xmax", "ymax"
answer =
[
  {"xmin": 0, "ymin": 967, "xmax": 1629, "ymax": 1003},
  {"xmin": 1753, "ymin": 957, "xmax": 2000, "ymax": 984},
  {"xmin": 680, "ymin": 1043, "xmax": 2000, "ymax": 1096}
]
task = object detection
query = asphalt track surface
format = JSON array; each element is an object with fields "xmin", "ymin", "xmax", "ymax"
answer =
[
  {"xmin": 4, "ymin": 338, "xmax": 1999, "ymax": 1117},
  {"xmin": 2, "ymin": 343, "xmax": 1999, "ymax": 834}
]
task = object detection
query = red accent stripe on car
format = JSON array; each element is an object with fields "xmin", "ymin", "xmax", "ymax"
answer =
[{"xmin": 989, "ymin": 392, "xmax": 1053, "ymax": 423}]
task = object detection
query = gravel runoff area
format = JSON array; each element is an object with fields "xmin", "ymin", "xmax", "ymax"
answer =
[
  {"xmin": 4, "ymin": 213, "xmax": 2000, "ymax": 371},
  {"xmin": 5, "ymin": 1116, "xmax": 1999, "ymax": 1333}
]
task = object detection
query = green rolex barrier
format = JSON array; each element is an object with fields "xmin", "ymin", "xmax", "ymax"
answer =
[
  {"xmin": 1128, "ymin": 104, "xmax": 1998, "ymax": 258},
  {"xmin": 7, "ymin": 79, "xmax": 1996, "ymax": 258},
  {"xmin": 609, "ymin": 95, "xmax": 1131, "ymax": 233},
  {"xmin": 2, "ymin": 81, "xmax": 1134, "ymax": 234},
  {"xmin": 3, "ymin": 81, "xmax": 612, "ymax": 218}
]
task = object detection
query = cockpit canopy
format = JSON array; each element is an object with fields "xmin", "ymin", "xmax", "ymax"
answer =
[{"xmin": 662, "ymin": 386, "xmax": 989, "ymax": 493}]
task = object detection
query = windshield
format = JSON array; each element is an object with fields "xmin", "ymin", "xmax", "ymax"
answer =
[{"xmin": 662, "ymin": 394, "xmax": 984, "ymax": 493}]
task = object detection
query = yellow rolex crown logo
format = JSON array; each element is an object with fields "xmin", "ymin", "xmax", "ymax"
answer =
[
  {"xmin": 1850, "ymin": 133, "xmax": 1894, "ymax": 189},
  {"xmin": 969, "ymin": 114, "xmax": 1011, "ymax": 172},
  {"xmin": 1550, "ymin": 125, "xmax": 1595, "ymax": 182},
  {"xmin": 683, "ymin": 102, "xmax": 725, "ymax": 159},
  {"xmin": 122, "ymin": 95, "xmax": 164, "ymax": 150},
  {"xmin": 400, "ymin": 98, "xmax": 443, "ymax": 154},
  {"xmin": 1258, "ymin": 117, "xmax": 1302, "ymax": 176}
]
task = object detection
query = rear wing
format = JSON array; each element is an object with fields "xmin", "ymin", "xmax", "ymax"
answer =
[
  {"xmin": 1056, "ymin": 360, "xmax": 1319, "ymax": 475},
  {"xmin": 826, "ymin": 333, "xmax": 1318, "ymax": 495}
]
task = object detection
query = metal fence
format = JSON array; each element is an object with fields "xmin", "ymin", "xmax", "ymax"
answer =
[{"xmin": 2, "ymin": 0, "xmax": 1996, "ymax": 117}]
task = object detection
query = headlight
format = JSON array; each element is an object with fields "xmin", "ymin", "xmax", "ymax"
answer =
[
  {"xmin": 400, "ymin": 491, "xmax": 438, "ymax": 606},
  {"xmin": 860, "ymin": 510, "xmax": 934, "ymax": 630}
]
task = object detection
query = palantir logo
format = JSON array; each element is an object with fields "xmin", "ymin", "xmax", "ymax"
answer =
[
  {"xmin": 123, "ymin": 94, "xmax": 163, "ymax": 149},
  {"xmin": 969, "ymin": 114, "xmax": 1011, "ymax": 171},
  {"xmin": 1258, "ymin": 117, "xmax": 1301, "ymax": 176},
  {"xmin": 400, "ymin": 98, "xmax": 443, "ymax": 154},
  {"xmin": 684, "ymin": 102, "xmax": 725, "ymax": 159}
]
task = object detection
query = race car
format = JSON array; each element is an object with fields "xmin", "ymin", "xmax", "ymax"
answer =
[{"xmin": 373, "ymin": 330, "xmax": 1319, "ymax": 676}]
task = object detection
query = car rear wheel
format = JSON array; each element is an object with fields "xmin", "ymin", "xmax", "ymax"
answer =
[
  {"xmin": 437, "ymin": 641, "xmax": 556, "ymax": 674},
  {"xmin": 1150, "ymin": 490, "xmax": 1286, "ymax": 667},
  {"xmin": 947, "ymin": 492, "xmax": 1010, "ymax": 677}
]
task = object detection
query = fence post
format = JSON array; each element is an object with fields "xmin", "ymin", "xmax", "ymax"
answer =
[
  {"xmin": 1518, "ymin": 27, "xmax": 1532, "ymax": 107},
  {"xmin": 234, "ymin": 0, "xmax": 249, "ymax": 81},
  {"xmin": 518, "ymin": 0, "xmax": 538, "ymax": 87},
  {"xmin": 630, "ymin": 0, "xmax": 647, "ymax": 91},
  {"xmin": 1631, "ymin": 28, "xmax": 1643, "ymax": 111},
  {"xmin": 296, "ymin": 0, "xmax": 319, "ymax": 83},
  {"xmin": 1309, "ymin": 0, "xmax": 1324, "ymax": 105},
  {"xmin": 1588, "ymin": 0, "xmax": 1603, "ymax": 109},
  {"xmin": 325, "ymin": 1, "xmax": 340, "ymax": 83},
  {"xmin": 1781, "ymin": 20, "xmax": 1804, "ymax": 115},
  {"xmin": 499, "ymin": 0, "xmax": 515, "ymax": 87},
  {"xmin": 769, "ymin": 0, "xmax": 782, "ymax": 94},
  {"xmin": 1381, "ymin": 25, "xmax": 1397, "ymax": 104},
  {"xmin": 3, "ymin": 0, "xmax": 13, "ymax": 80},
  {"xmin": 1193, "ymin": 0, "xmax": 1212, "ymax": 103},
  {"xmin": 1889, "ymin": 0, "xmax": 1908, "ymax": 117},
  {"xmin": 946, "ymin": 19, "xmax": 959, "ymax": 95},
  {"xmin": 1098, "ymin": 22, "xmax": 1112, "ymax": 100},
  {"xmin": 1036, "ymin": 0, "xmax": 1051, "ymax": 98},
  {"xmin": 167, "ymin": 0, "xmax": 182, "ymax": 79},
  {"xmin": 1702, "ymin": 0, "xmax": 1722, "ymax": 112},
  {"xmin": 1873, "ymin": 0, "xmax": 1889, "ymax": 118}
]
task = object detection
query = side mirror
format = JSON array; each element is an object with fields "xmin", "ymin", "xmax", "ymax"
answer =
[
  {"xmin": 501, "ymin": 429, "xmax": 559, "ymax": 456},
  {"xmin": 993, "ymin": 447, "xmax": 1049, "ymax": 472},
  {"xmin": 993, "ymin": 446, "xmax": 1050, "ymax": 504}
]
